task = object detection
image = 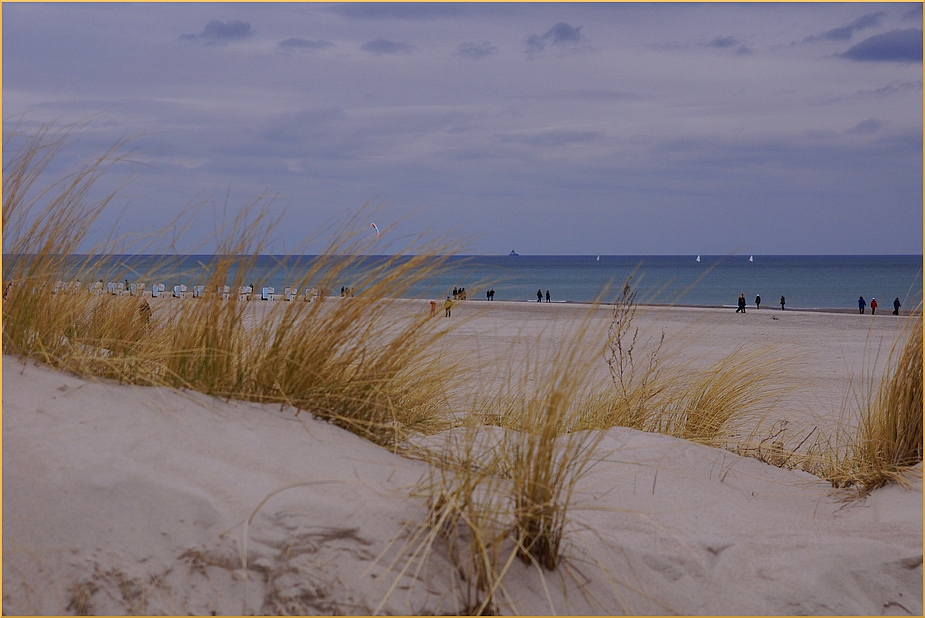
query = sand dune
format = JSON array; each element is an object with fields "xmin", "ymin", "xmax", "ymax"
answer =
[{"xmin": 2, "ymin": 303, "xmax": 921, "ymax": 615}]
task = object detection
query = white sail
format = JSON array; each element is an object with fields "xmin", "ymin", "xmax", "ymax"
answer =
[
  {"xmin": 749, "ymin": 255, "xmax": 754, "ymax": 262},
  {"xmin": 596, "ymin": 255, "xmax": 600, "ymax": 261},
  {"xmin": 696, "ymin": 255, "xmax": 701, "ymax": 262}
]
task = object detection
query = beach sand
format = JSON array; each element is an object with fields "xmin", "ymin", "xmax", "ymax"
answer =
[{"xmin": 3, "ymin": 300, "xmax": 921, "ymax": 614}]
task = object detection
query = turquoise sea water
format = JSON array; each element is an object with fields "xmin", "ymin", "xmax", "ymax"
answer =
[{"xmin": 29, "ymin": 254, "xmax": 922, "ymax": 312}]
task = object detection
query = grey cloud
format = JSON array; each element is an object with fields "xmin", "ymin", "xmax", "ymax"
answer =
[
  {"xmin": 870, "ymin": 80, "xmax": 922, "ymax": 96},
  {"xmin": 179, "ymin": 20, "xmax": 252, "ymax": 44},
  {"xmin": 707, "ymin": 36, "xmax": 738, "ymax": 49},
  {"xmin": 902, "ymin": 4, "xmax": 923, "ymax": 21},
  {"xmin": 840, "ymin": 29, "xmax": 923, "ymax": 63},
  {"xmin": 523, "ymin": 22, "xmax": 586, "ymax": 56},
  {"xmin": 327, "ymin": 3, "xmax": 464, "ymax": 21},
  {"xmin": 848, "ymin": 118, "xmax": 883, "ymax": 135},
  {"xmin": 549, "ymin": 89, "xmax": 642, "ymax": 102},
  {"xmin": 456, "ymin": 42, "xmax": 498, "ymax": 59},
  {"xmin": 705, "ymin": 36, "xmax": 750, "ymax": 55},
  {"xmin": 278, "ymin": 38, "xmax": 334, "ymax": 51},
  {"xmin": 803, "ymin": 11, "xmax": 886, "ymax": 43},
  {"xmin": 361, "ymin": 39, "xmax": 414, "ymax": 55},
  {"xmin": 496, "ymin": 129, "xmax": 601, "ymax": 147}
]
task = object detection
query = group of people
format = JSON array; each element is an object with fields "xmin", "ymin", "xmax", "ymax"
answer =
[
  {"xmin": 340, "ymin": 286, "xmax": 354, "ymax": 297},
  {"xmin": 485, "ymin": 288, "xmax": 496, "ymax": 301},
  {"xmin": 452, "ymin": 287, "xmax": 467, "ymax": 300},
  {"xmin": 430, "ymin": 296, "xmax": 455, "ymax": 317},
  {"xmin": 537, "ymin": 289, "xmax": 551, "ymax": 302},
  {"xmin": 735, "ymin": 293, "xmax": 904, "ymax": 315},
  {"xmin": 736, "ymin": 294, "xmax": 785, "ymax": 313},
  {"xmin": 858, "ymin": 296, "xmax": 902, "ymax": 315}
]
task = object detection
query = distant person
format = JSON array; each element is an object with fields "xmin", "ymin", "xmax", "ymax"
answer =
[
  {"xmin": 490, "ymin": 289, "xmax": 495, "ymax": 301},
  {"xmin": 736, "ymin": 293, "xmax": 746, "ymax": 313},
  {"xmin": 452, "ymin": 287, "xmax": 458, "ymax": 300},
  {"xmin": 444, "ymin": 296, "xmax": 453, "ymax": 317},
  {"xmin": 858, "ymin": 296, "xmax": 866, "ymax": 314},
  {"xmin": 537, "ymin": 289, "xmax": 543, "ymax": 302},
  {"xmin": 430, "ymin": 300, "xmax": 437, "ymax": 317},
  {"xmin": 460, "ymin": 287, "xmax": 466, "ymax": 300},
  {"xmin": 487, "ymin": 289, "xmax": 491, "ymax": 301},
  {"xmin": 780, "ymin": 295, "xmax": 785, "ymax": 310},
  {"xmin": 545, "ymin": 290, "xmax": 551, "ymax": 303},
  {"xmin": 893, "ymin": 297, "xmax": 901, "ymax": 315},
  {"xmin": 870, "ymin": 298, "xmax": 878, "ymax": 315},
  {"xmin": 138, "ymin": 299, "xmax": 152, "ymax": 324},
  {"xmin": 341, "ymin": 286, "xmax": 345, "ymax": 297},
  {"xmin": 755, "ymin": 294, "xmax": 761, "ymax": 310}
]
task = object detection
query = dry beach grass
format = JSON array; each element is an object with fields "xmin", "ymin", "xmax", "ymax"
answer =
[{"xmin": 3, "ymin": 122, "xmax": 922, "ymax": 614}]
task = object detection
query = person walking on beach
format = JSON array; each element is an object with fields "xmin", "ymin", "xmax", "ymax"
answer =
[
  {"xmin": 893, "ymin": 297, "xmax": 901, "ymax": 315},
  {"xmin": 444, "ymin": 296, "xmax": 453, "ymax": 317},
  {"xmin": 537, "ymin": 289, "xmax": 543, "ymax": 302},
  {"xmin": 858, "ymin": 296, "xmax": 866, "ymax": 314},
  {"xmin": 430, "ymin": 300, "xmax": 437, "ymax": 317},
  {"xmin": 780, "ymin": 296, "xmax": 785, "ymax": 310},
  {"xmin": 870, "ymin": 298, "xmax": 878, "ymax": 315},
  {"xmin": 545, "ymin": 290, "xmax": 551, "ymax": 303},
  {"xmin": 736, "ymin": 293, "xmax": 746, "ymax": 313},
  {"xmin": 755, "ymin": 294, "xmax": 761, "ymax": 310}
]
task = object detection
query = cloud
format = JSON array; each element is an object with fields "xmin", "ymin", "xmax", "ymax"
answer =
[
  {"xmin": 902, "ymin": 4, "xmax": 923, "ymax": 21},
  {"xmin": 456, "ymin": 41, "xmax": 498, "ymax": 59},
  {"xmin": 548, "ymin": 89, "xmax": 642, "ymax": 102},
  {"xmin": 803, "ymin": 11, "xmax": 886, "ymax": 43},
  {"xmin": 179, "ymin": 20, "xmax": 252, "ymax": 44},
  {"xmin": 705, "ymin": 36, "xmax": 751, "ymax": 55},
  {"xmin": 848, "ymin": 118, "xmax": 884, "ymax": 135},
  {"xmin": 523, "ymin": 22, "xmax": 587, "ymax": 56},
  {"xmin": 840, "ymin": 29, "xmax": 923, "ymax": 63},
  {"xmin": 327, "ymin": 3, "xmax": 464, "ymax": 21},
  {"xmin": 278, "ymin": 38, "xmax": 334, "ymax": 51},
  {"xmin": 707, "ymin": 36, "xmax": 738, "ymax": 49},
  {"xmin": 496, "ymin": 129, "xmax": 601, "ymax": 147},
  {"xmin": 361, "ymin": 39, "xmax": 414, "ymax": 55}
]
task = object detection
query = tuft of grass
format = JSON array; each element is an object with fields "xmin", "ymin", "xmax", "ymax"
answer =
[{"xmin": 824, "ymin": 308, "xmax": 923, "ymax": 495}]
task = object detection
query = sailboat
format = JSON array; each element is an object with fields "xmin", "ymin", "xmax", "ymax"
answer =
[
  {"xmin": 596, "ymin": 255, "xmax": 600, "ymax": 261},
  {"xmin": 749, "ymin": 255, "xmax": 754, "ymax": 262},
  {"xmin": 696, "ymin": 255, "xmax": 701, "ymax": 263}
]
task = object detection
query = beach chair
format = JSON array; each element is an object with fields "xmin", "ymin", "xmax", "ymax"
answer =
[
  {"xmin": 53, "ymin": 281, "xmax": 65, "ymax": 294},
  {"xmin": 173, "ymin": 285, "xmax": 182, "ymax": 298},
  {"xmin": 222, "ymin": 285, "xmax": 230, "ymax": 300},
  {"xmin": 284, "ymin": 287, "xmax": 293, "ymax": 301},
  {"xmin": 261, "ymin": 287, "xmax": 274, "ymax": 301},
  {"xmin": 192, "ymin": 285, "xmax": 204, "ymax": 298},
  {"xmin": 92, "ymin": 281, "xmax": 104, "ymax": 295},
  {"xmin": 152, "ymin": 284, "xmax": 161, "ymax": 298},
  {"xmin": 116, "ymin": 282, "xmax": 125, "ymax": 295}
]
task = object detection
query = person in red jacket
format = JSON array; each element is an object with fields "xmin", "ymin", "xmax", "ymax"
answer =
[{"xmin": 870, "ymin": 298, "xmax": 878, "ymax": 315}]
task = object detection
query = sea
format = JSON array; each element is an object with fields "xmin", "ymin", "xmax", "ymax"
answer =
[{"xmin": 38, "ymin": 254, "xmax": 923, "ymax": 312}]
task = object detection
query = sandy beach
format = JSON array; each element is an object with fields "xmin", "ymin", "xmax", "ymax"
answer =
[{"xmin": 3, "ymin": 299, "xmax": 921, "ymax": 615}]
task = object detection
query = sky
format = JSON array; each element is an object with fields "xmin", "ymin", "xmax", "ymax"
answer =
[{"xmin": 2, "ymin": 2, "xmax": 923, "ymax": 255}]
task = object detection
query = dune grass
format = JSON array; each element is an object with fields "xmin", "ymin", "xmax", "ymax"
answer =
[{"xmin": 818, "ymin": 309, "xmax": 923, "ymax": 495}]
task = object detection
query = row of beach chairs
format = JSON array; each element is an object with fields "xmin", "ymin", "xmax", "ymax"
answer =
[{"xmin": 52, "ymin": 280, "xmax": 323, "ymax": 302}]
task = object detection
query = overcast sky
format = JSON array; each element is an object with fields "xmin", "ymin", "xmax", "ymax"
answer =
[{"xmin": 3, "ymin": 2, "xmax": 922, "ymax": 255}]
